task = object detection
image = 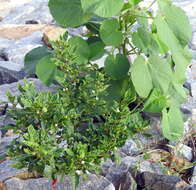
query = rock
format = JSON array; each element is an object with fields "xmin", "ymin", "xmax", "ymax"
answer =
[
  {"xmin": 186, "ymin": 184, "xmax": 196, "ymax": 190},
  {"xmin": 0, "ymin": 61, "xmax": 26, "ymax": 85},
  {"xmin": 101, "ymin": 159, "xmax": 115, "ymax": 176},
  {"xmin": 0, "ymin": 24, "xmax": 45, "ymax": 40},
  {"xmin": 0, "ymin": 115, "xmax": 15, "ymax": 136},
  {"xmin": 0, "ymin": 135, "xmax": 18, "ymax": 158},
  {"xmin": 4, "ymin": 31, "xmax": 43, "ymax": 66},
  {"xmin": 0, "ymin": 78, "xmax": 58, "ymax": 103},
  {"xmin": 0, "ymin": 38, "xmax": 13, "ymax": 52},
  {"xmin": 0, "ymin": 160, "xmax": 26, "ymax": 182},
  {"xmin": 174, "ymin": 144, "xmax": 193, "ymax": 161},
  {"xmin": 190, "ymin": 167, "xmax": 196, "ymax": 185},
  {"xmin": 122, "ymin": 155, "xmax": 165, "ymax": 176},
  {"xmin": 3, "ymin": 175, "xmax": 115, "ymax": 190},
  {"xmin": 43, "ymin": 25, "xmax": 67, "ymax": 47},
  {"xmin": 191, "ymin": 82, "xmax": 196, "ymax": 100},
  {"xmin": 0, "ymin": 0, "xmax": 53, "ymax": 25},
  {"xmin": 0, "ymin": 104, "xmax": 8, "ymax": 115},
  {"xmin": 136, "ymin": 172, "xmax": 189, "ymax": 190},
  {"xmin": 120, "ymin": 139, "xmax": 140, "ymax": 156},
  {"xmin": 105, "ymin": 163, "xmax": 132, "ymax": 190}
]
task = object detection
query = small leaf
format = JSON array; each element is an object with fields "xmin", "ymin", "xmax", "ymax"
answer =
[
  {"xmin": 104, "ymin": 54, "xmax": 130, "ymax": 80},
  {"xmin": 100, "ymin": 19, "xmax": 123, "ymax": 46},
  {"xmin": 131, "ymin": 56, "xmax": 153, "ymax": 98},
  {"xmin": 81, "ymin": 0, "xmax": 124, "ymax": 18},
  {"xmin": 36, "ymin": 55, "xmax": 57, "ymax": 86},
  {"xmin": 24, "ymin": 46, "xmax": 51, "ymax": 74}
]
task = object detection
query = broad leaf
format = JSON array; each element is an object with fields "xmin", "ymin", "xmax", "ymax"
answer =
[
  {"xmin": 100, "ymin": 19, "xmax": 123, "ymax": 47},
  {"xmin": 104, "ymin": 54, "xmax": 130, "ymax": 80},
  {"xmin": 68, "ymin": 36, "xmax": 90, "ymax": 64},
  {"xmin": 155, "ymin": 13, "xmax": 190, "ymax": 83},
  {"xmin": 158, "ymin": 0, "xmax": 192, "ymax": 47},
  {"xmin": 148, "ymin": 55, "xmax": 172, "ymax": 94},
  {"xmin": 24, "ymin": 46, "xmax": 51, "ymax": 74},
  {"xmin": 87, "ymin": 37, "xmax": 105, "ymax": 61},
  {"xmin": 36, "ymin": 55, "xmax": 57, "ymax": 86},
  {"xmin": 144, "ymin": 88, "xmax": 167, "ymax": 113},
  {"xmin": 81, "ymin": 0, "xmax": 124, "ymax": 17},
  {"xmin": 131, "ymin": 56, "xmax": 153, "ymax": 98},
  {"xmin": 49, "ymin": 0, "xmax": 91, "ymax": 27},
  {"xmin": 129, "ymin": 0, "xmax": 142, "ymax": 6},
  {"xmin": 161, "ymin": 105, "xmax": 184, "ymax": 141}
]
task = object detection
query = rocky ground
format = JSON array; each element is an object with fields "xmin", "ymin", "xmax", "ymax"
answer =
[{"xmin": 0, "ymin": 0, "xmax": 195, "ymax": 190}]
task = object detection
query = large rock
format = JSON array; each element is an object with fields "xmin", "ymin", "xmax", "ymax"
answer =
[
  {"xmin": 4, "ymin": 31, "xmax": 43, "ymax": 66},
  {"xmin": 0, "ymin": 0, "xmax": 53, "ymax": 25},
  {"xmin": 3, "ymin": 175, "xmax": 115, "ymax": 190},
  {"xmin": 0, "ymin": 78, "xmax": 58, "ymax": 103},
  {"xmin": 136, "ymin": 172, "xmax": 189, "ymax": 190}
]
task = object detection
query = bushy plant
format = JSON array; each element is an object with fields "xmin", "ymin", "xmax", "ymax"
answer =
[{"xmin": 7, "ymin": 0, "xmax": 192, "ymax": 186}]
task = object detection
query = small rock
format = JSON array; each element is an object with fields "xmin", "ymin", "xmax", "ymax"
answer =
[
  {"xmin": 186, "ymin": 184, "xmax": 196, "ymax": 190},
  {"xmin": 120, "ymin": 139, "xmax": 140, "ymax": 156},
  {"xmin": 136, "ymin": 172, "xmax": 189, "ymax": 190},
  {"xmin": 43, "ymin": 25, "xmax": 67, "ymax": 47},
  {"xmin": 0, "ymin": 78, "xmax": 58, "ymax": 103},
  {"xmin": 174, "ymin": 144, "xmax": 193, "ymax": 161},
  {"xmin": 0, "ymin": 104, "xmax": 8, "ymax": 115},
  {"xmin": 190, "ymin": 167, "xmax": 196, "ymax": 185},
  {"xmin": 101, "ymin": 159, "xmax": 114, "ymax": 176},
  {"xmin": 0, "ymin": 115, "xmax": 15, "ymax": 136},
  {"xmin": 191, "ymin": 82, "xmax": 196, "ymax": 100}
]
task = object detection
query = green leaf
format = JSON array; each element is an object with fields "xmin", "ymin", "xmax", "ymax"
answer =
[
  {"xmin": 104, "ymin": 54, "xmax": 130, "ymax": 80},
  {"xmin": 161, "ymin": 105, "xmax": 184, "ymax": 141},
  {"xmin": 81, "ymin": 0, "xmax": 124, "ymax": 17},
  {"xmin": 24, "ymin": 46, "xmax": 51, "ymax": 74},
  {"xmin": 87, "ymin": 37, "xmax": 105, "ymax": 61},
  {"xmin": 155, "ymin": 13, "xmax": 190, "ymax": 83},
  {"xmin": 144, "ymin": 88, "xmax": 167, "ymax": 113},
  {"xmin": 132, "ymin": 28, "xmax": 151, "ymax": 54},
  {"xmin": 36, "ymin": 55, "xmax": 57, "ymax": 86},
  {"xmin": 129, "ymin": 0, "xmax": 142, "ymax": 6},
  {"xmin": 158, "ymin": 0, "xmax": 192, "ymax": 47},
  {"xmin": 131, "ymin": 56, "xmax": 153, "ymax": 98},
  {"xmin": 44, "ymin": 165, "xmax": 53, "ymax": 178},
  {"xmin": 148, "ymin": 55, "xmax": 172, "ymax": 94},
  {"xmin": 68, "ymin": 36, "xmax": 90, "ymax": 64},
  {"xmin": 100, "ymin": 19, "xmax": 123, "ymax": 46},
  {"xmin": 49, "ymin": 0, "xmax": 92, "ymax": 27}
]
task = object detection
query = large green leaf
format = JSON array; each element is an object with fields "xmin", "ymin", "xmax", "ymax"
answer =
[
  {"xmin": 24, "ymin": 46, "xmax": 51, "ymax": 74},
  {"xmin": 158, "ymin": 0, "xmax": 192, "ymax": 47},
  {"xmin": 36, "ymin": 55, "xmax": 57, "ymax": 86},
  {"xmin": 49, "ymin": 0, "xmax": 91, "ymax": 27},
  {"xmin": 155, "ymin": 14, "xmax": 190, "ymax": 83},
  {"xmin": 144, "ymin": 88, "xmax": 167, "ymax": 113},
  {"xmin": 87, "ymin": 37, "xmax": 105, "ymax": 61},
  {"xmin": 104, "ymin": 54, "xmax": 130, "ymax": 80},
  {"xmin": 148, "ymin": 55, "xmax": 172, "ymax": 94},
  {"xmin": 68, "ymin": 36, "xmax": 90, "ymax": 64},
  {"xmin": 131, "ymin": 56, "xmax": 153, "ymax": 98},
  {"xmin": 81, "ymin": 0, "xmax": 124, "ymax": 17},
  {"xmin": 100, "ymin": 19, "xmax": 123, "ymax": 46},
  {"xmin": 161, "ymin": 105, "xmax": 184, "ymax": 141},
  {"xmin": 129, "ymin": 0, "xmax": 142, "ymax": 6}
]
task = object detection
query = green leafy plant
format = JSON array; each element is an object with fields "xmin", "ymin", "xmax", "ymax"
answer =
[{"xmin": 9, "ymin": 0, "xmax": 192, "ymax": 186}]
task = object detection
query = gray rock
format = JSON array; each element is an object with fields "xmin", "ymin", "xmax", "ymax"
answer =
[
  {"xmin": 0, "ymin": 103, "xmax": 8, "ymax": 115},
  {"xmin": 0, "ymin": 160, "xmax": 26, "ymax": 182},
  {"xmin": 120, "ymin": 139, "xmax": 140, "ymax": 156},
  {"xmin": 186, "ymin": 184, "xmax": 196, "ymax": 190},
  {"xmin": 0, "ymin": 135, "xmax": 18, "ymax": 158},
  {"xmin": 101, "ymin": 159, "xmax": 114, "ymax": 176},
  {"xmin": 190, "ymin": 167, "xmax": 196, "ymax": 185},
  {"xmin": 4, "ymin": 175, "xmax": 115, "ymax": 190},
  {"xmin": 0, "ymin": 78, "xmax": 58, "ymax": 103},
  {"xmin": 136, "ymin": 172, "xmax": 189, "ymax": 190},
  {"xmin": 122, "ymin": 156, "xmax": 166, "ymax": 176},
  {"xmin": 0, "ymin": 0, "xmax": 53, "ymax": 25},
  {"xmin": 191, "ymin": 82, "xmax": 196, "ymax": 100},
  {"xmin": 0, "ymin": 61, "xmax": 26, "ymax": 85},
  {"xmin": 0, "ymin": 38, "xmax": 13, "ymax": 52},
  {"xmin": 4, "ymin": 31, "xmax": 43, "ymax": 67},
  {"xmin": 0, "ymin": 115, "xmax": 15, "ymax": 136},
  {"xmin": 175, "ymin": 144, "xmax": 193, "ymax": 161}
]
